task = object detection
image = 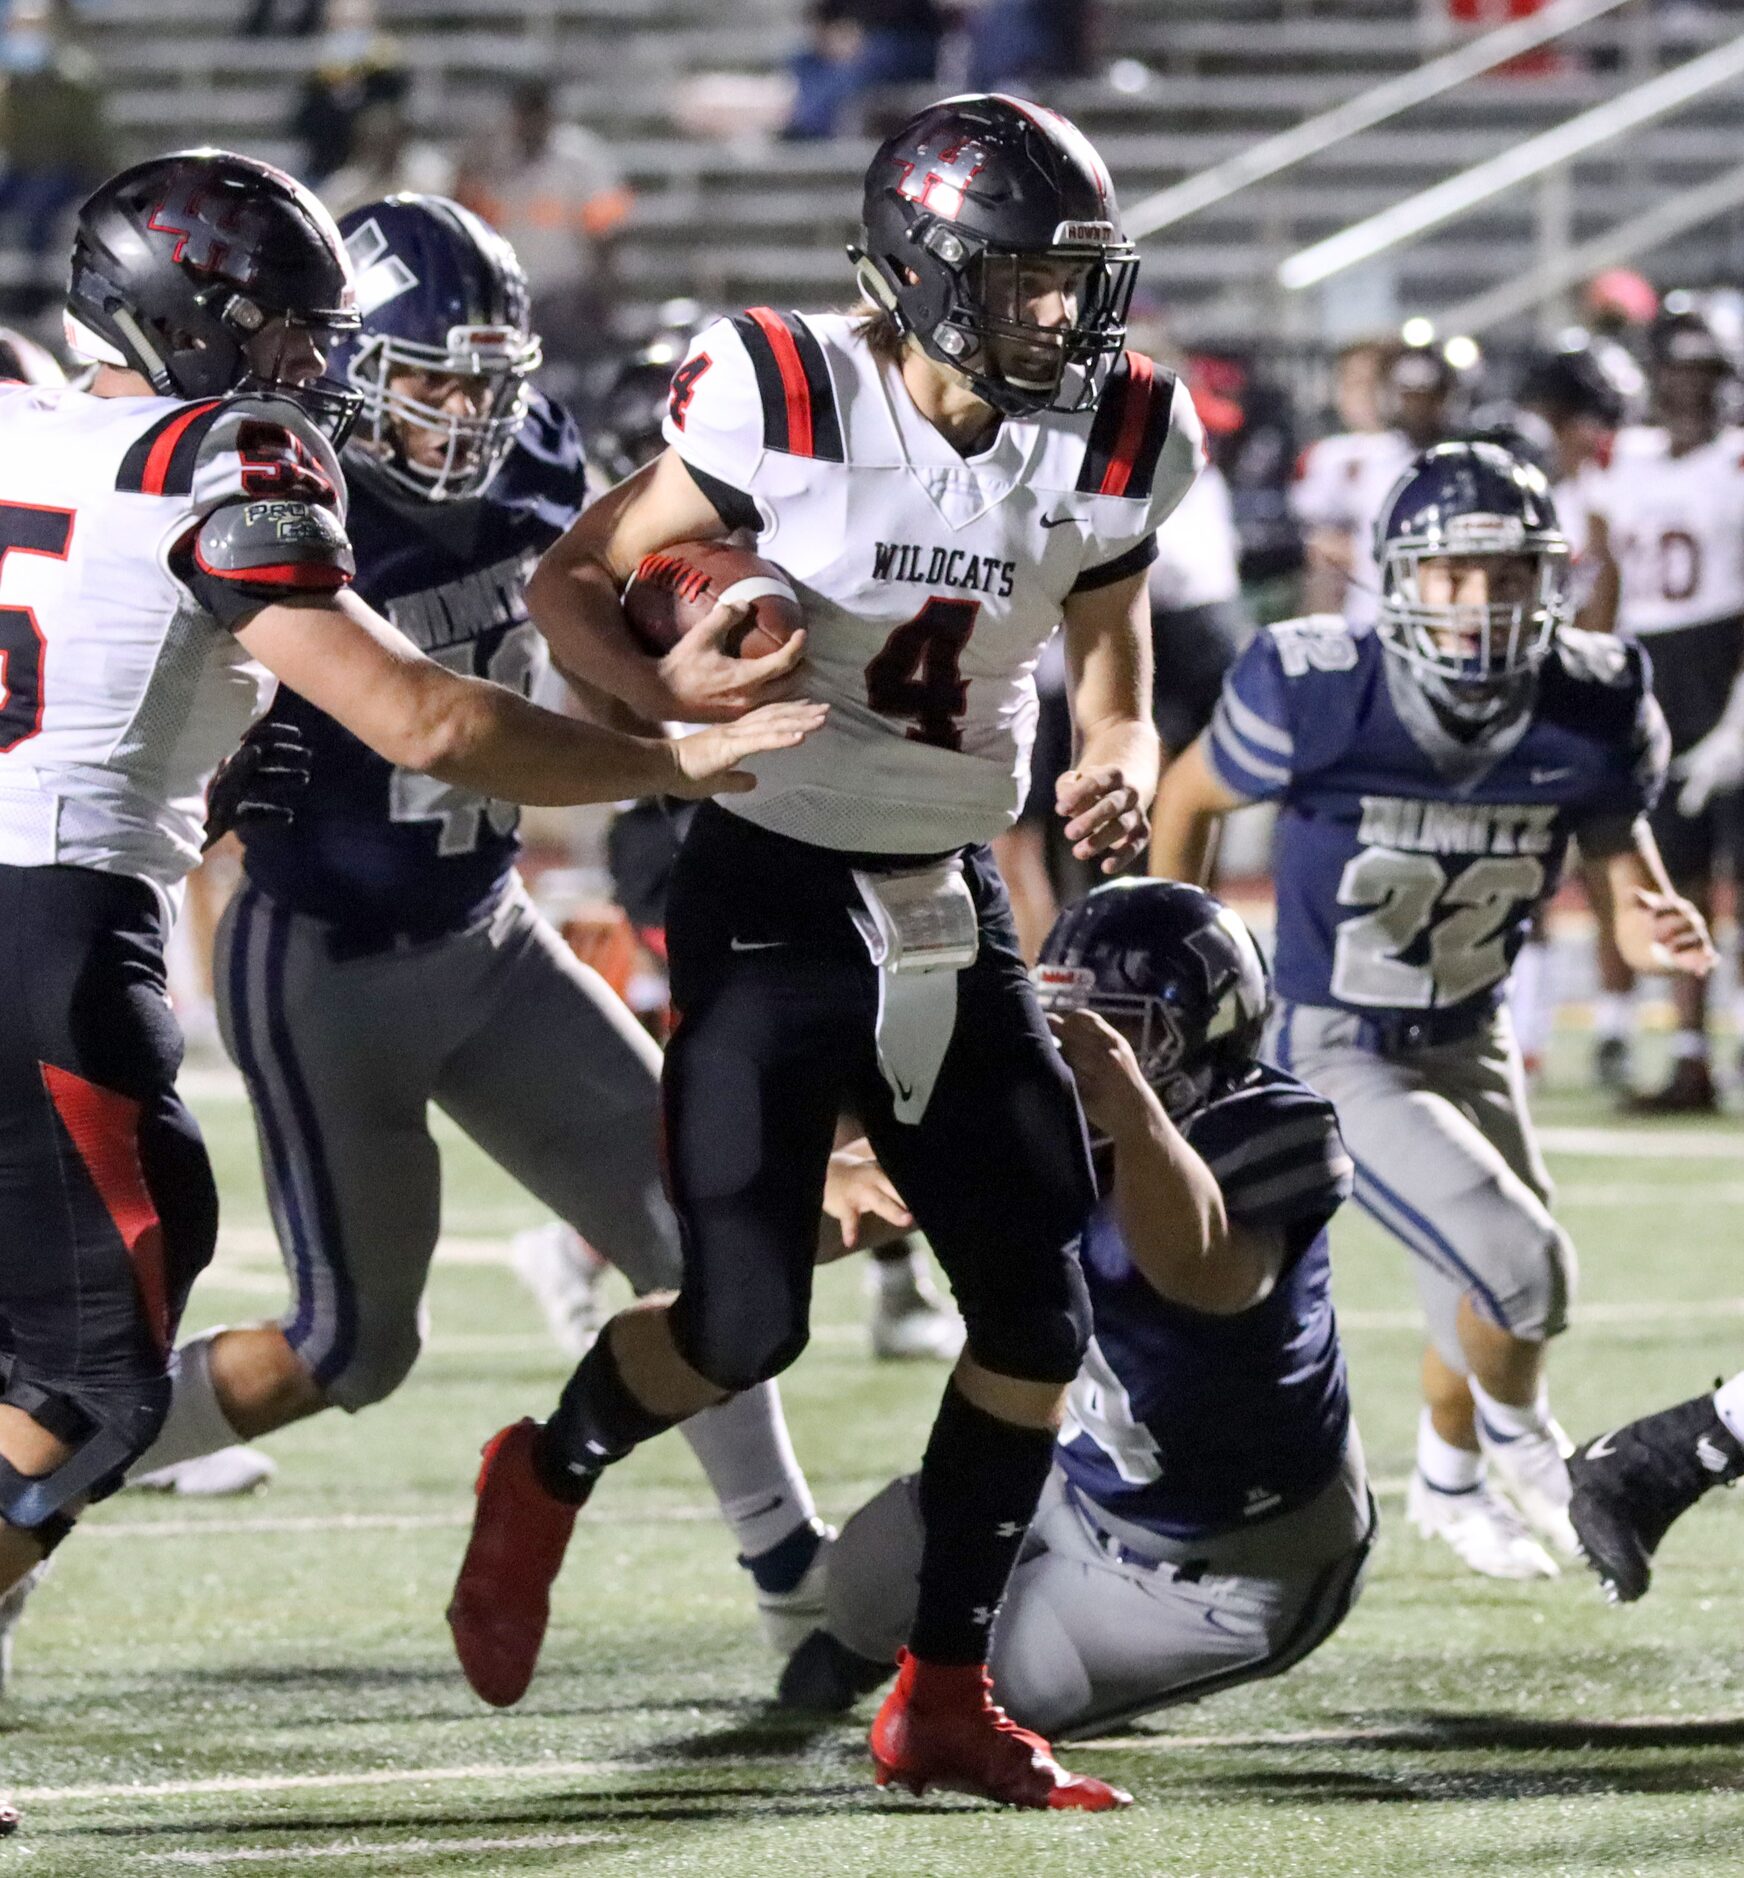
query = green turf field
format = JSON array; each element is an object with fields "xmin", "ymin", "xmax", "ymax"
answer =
[{"xmin": 5, "ymin": 1041, "xmax": 1742, "ymax": 1876}]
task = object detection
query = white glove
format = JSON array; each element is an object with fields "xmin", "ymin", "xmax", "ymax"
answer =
[{"xmin": 1675, "ymin": 698, "xmax": 1744, "ymax": 818}]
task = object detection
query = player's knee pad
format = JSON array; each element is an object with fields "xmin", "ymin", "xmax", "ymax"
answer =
[
  {"xmin": 1509, "ymin": 1221, "xmax": 1577, "ymax": 1344},
  {"xmin": 961, "ymin": 1262, "xmax": 1091, "ymax": 1386},
  {"xmin": 677, "ymin": 1317, "xmax": 811, "ymax": 1396},
  {"xmin": 321, "ymin": 1317, "xmax": 425, "ymax": 1413},
  {"xmin": 0, "ymin": 1371, "xmax": 170, "ymax": 1539}
]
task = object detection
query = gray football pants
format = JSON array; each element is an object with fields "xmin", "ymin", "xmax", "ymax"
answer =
[
  {"xmin": 215, "ymin": 878, "xmax": 680, "ymax": 1409},
  {"xmin": 827, "ymin": 1440, "xmax": 1375, "ymax": 1740},
  {"xmin": 1269, "ymin": 1001, "xmax": 1576, "ymax": 1371}
]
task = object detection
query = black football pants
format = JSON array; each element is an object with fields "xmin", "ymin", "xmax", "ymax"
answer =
[{"xmin": 661, "ymin": 804, "xmax": 1094, "ymax": 1393}]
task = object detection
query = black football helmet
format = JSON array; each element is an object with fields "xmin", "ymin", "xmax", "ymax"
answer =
[
  {"xmin": 1517, "ymin": 338, "xmax": 1629, "ymax": 428},
  {"xmin": 1646, "ymin": 298, "xmax": 1738, "ymax": 376},
  {"xmin": 1033, "ymin": 879, "xmax": 1271, "ymax": 1122},
  {"xmin": 591, "ymin": 305, "xmax": 709, "ymax": 485},
  {"xmin": 848, "ymin": 92, "xmax": 1138, "ymax": 416},
  {"xmin": 1374, "ymin": 439, "xmax": 1570, "ymax": 705},
  {"xmin": 65, "ymin": 148, "xmax": 361, "ymax": 440}
]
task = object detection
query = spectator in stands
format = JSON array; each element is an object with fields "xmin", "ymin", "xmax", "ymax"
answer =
[
  {"xmin": 320, "ymin": 99, "xmax": 453, "ymax": 220},
  {"xmin": 965, "ymin": 0, "xmax": 1090, "ymax": 91},
  {"xmin": 454, "ymin": 77, "xmax": 633, "ymax": 406},
  {"xmin": 243, "ymin": 0, "xmax": 325, "ymax": 33},
  {"xmin": 289, "ymin": 0, "xmax": 408, "ymax": 187},
  {"xmin": 782, "ymin": 0, "xmax": 943, "ymax": 142},
  {"xmin": 0, "ymin": 0, "xmax": 109, "ymax": 313}
]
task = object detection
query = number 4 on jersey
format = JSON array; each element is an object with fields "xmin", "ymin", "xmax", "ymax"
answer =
[{"xmin": 865, "ymin": 596, "xmax": 979, "ymax": 750}]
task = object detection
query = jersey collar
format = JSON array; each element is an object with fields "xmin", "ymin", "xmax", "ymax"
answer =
[{"xmin": 872, "ymin": 355, "xmax": 1046, "ymax": 533}]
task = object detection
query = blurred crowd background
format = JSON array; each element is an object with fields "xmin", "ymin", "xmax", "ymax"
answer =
[{"xmin": 0, "ymin": 0, "xmax": 1738, "ymax": 1099}]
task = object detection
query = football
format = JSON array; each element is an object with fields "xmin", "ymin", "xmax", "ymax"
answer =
[{"xmin": 621, "ymin": 538, "xmax": 804, "ymax": 659}]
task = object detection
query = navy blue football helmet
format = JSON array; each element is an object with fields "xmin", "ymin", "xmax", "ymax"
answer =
[
  {"xmin": 1034, "ymin": 879, "xmax": 1271, "ymax": 1121},
  {"xmin": 1374, "ymin": 439, "xmax": 1570, "ymax": 705},
  {"xmin": 334, "ymin": 194, "xmax": 542, "ymax": 501}
]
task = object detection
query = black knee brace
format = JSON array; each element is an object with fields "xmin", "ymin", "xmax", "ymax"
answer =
[
  {"xmin": 961, "ymin": 1259, "xmax": 1092, "ymax": 1386},
  {"xmin": 0, "ymin": 1374, "xmax": 168, "ymax": 1536}
]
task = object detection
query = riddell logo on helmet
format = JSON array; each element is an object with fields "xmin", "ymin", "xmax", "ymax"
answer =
[
  {"xmin": 895, "ymin": 144, "xmax": 988, "ymax": 220},
  {"xmin": 147, "ymin": 179, "xmax": 266, "ymax": 285}
]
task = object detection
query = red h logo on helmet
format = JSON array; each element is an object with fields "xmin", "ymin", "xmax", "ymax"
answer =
[
  {"xmin": 894, "ymin": 142, "xmax": 988, "ymax": 221},
  {"xmin": 146, "ymin": 178, "xmax": 267, "ymax": 286}
]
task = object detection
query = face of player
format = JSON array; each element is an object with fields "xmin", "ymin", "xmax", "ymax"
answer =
[
  {"xmin": 980, "ymin": 253, "xmax": 1095, "ymax": 392},
  {"xmin": 244, "ymin": 318, "xmax": 331, "ymax": 391},
  {"xmin": 1414, "ymin": 552, "xmax": 1539, "ymax": 659},
  {"xmin": 1651, "ymin": 360, "xmax": 1725, "ymax": 431},
  {"xmin": 1394, "ymin": 386, "xmax": 1449, "ymax": 449},
  {"xmin": 384, "ymin": 366, "xmax": 494, "ymax": 471}
]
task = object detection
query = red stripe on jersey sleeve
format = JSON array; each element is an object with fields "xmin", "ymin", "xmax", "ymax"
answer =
[
  {"xmin": 141, "ymin": 399, "xmax": 224, "ymax": 498},
  {"xmin": 745, "ymin": 307, "xmax": 814, "ymax": 459},
  {"xmin": 1100, "ymin": 351, "xmax": 1155, "ymax": 498}
]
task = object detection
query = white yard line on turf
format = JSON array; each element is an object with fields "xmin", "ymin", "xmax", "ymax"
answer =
[
  {"xmin": 143, "ymin": 1835, "xmax": 619, "ymax": 1867},
  {"xmin": 1537, "ymin": 1125, "xmax": 1738, "ymax": 1160},
  {"xmin": 20, "ymin": 1761, "xmax": 638, "ymax": 1803},
  {"xmin": 1086, "ymin": 1714, "xmax": 1744, "ymax": 1751}
]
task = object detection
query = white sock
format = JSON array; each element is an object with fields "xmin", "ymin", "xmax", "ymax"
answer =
[
  {"xmin": 1508, "ymin": 940, "xmax": 1556, "ymax": 1060},
  {"xmin": 1671, "ymin": 1028, "xmax": 1709, "ymax": 1062},
  {"xmin": 1713, "ymin": 1371, "xmax": 1744, "ymax": 1445},
  {"xmin": 1470, "ymin": 1376, "xmax": 1554, "ymax": 1444},
  {"xmin": 681, "ymin": 1380, "xmax": 818, "ymax": 1560},
  {"xmin": 129, "ymin": 1330, "xmax": 245, "ymax": 1477},
  {"xmin": 1594, "ymin": 992, "xmax": 1634, "ymax": 1042},
  {"xmin": 1416, "ymin": 1409, "xmax": 1481, "ymax": 1493}
]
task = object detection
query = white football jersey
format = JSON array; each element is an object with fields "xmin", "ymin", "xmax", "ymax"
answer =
[
  {"xmin": 1590, "ymin": 425, "xmax": 1744, "ymax": 634},
  {"xmin": 0, "ymin": 383, "xmax": 347, "ymax": 903},
  {"xmin": 1289, "ymin": 428, "xmax": 1415, "ymax": 628},
  {"xmin": 1150, "ymin": 461, "xmax": 1241, "ymax": 612},
  {"xmin": 661, "ymin": 310, "xmax": 1202, "ymax": 853}
]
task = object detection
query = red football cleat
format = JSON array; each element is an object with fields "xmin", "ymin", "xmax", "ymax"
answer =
[
  {"xmin": 446, "ymin": 1419, "xmax": 582, "ymax": 1707},
  {"xmin": 869, "ymin": 1650, "xmax": 1131, "ymax": 1811}
]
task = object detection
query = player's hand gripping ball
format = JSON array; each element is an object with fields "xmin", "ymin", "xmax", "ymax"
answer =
[{"xmin": 622, "ymin": 539, "xmax": 803, "ymax": 658}]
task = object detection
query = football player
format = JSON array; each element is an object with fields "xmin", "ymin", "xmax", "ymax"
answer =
[
  {"xmin": 778, "ymin": 882, "xmax": 1375, "ymax": 1738},
  {"xmin": 0, "ymin": 146, "xmax": 818, "ymax": 1750},
  {"xmin": 116, "ymin": 195, "xmax": 836, "ymax": 1648},
  {"xmin": 1585, "ymin": 302, "xmax": 1744, "ymax": 1109},
  {"xmin": 1292, "ymin": 340, "xmax": 1460, "ymax": 628},
  {"xmin": 1151, "ymin": 442, "xmax": 1714, "ymax": 1582},
  {"xmin": 1569, "ymin": 1369, "xmax": 1744, "ymax": 1603},
  {"xmin": 447, "ymin": 93, "xmax": 1203, "ymax": 1810}
]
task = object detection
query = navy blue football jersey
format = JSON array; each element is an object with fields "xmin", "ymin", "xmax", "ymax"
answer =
[
  {"xmin": 241, "ymin": 390, "xmax": 585, "ymax": 934},
  {"xmin": 1057, "ymin": 1064, "xmax": 1356, "ymax": 1540},
  {"xmin": 1205, "ymin": 618, "xmax": 1668, "ymax": 1015}
]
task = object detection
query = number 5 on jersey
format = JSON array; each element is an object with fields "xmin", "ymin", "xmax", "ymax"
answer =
[{"xmin": 0, "ymin": 503, "xmax": 75, "ymax": 753}]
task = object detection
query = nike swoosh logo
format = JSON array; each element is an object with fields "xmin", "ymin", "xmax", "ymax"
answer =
[
  {"xmin": 1040, "ymin": 511, "xmax": 1077, "ymax": 529},
  {"xmin": 894, "ymin": 1076, "xmax": 915, "ymax": 1102},
  {"xmin": 1530, "ymin": 767, "xmax": 1574, "ymax": 785},
  {"xmin": 1584, "ymin": 1433, "xmax": 1617, "ymax": 1460},
  {"xmin": 730, "ymin": 937, "xmax": 785, "ymax": 952}
]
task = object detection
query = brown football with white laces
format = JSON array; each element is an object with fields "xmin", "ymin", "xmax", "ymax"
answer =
[{"xmin": 621, "ymin": 538, "xmax": 803, "ymax": 659}]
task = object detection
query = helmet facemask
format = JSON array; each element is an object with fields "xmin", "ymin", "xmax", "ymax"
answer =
[
  {"xmin": 235, "ymin": 304, "xmax": 363, "ymax": 445},
  {"xmin": 345, "ymin": 320, "xmax": 541, "ymax": 501},
  {"xmin": 1379, "ymin": 525, "xmax": 1570, "ymax": 715},
  {"xmin": 1032, "ymin": 963, "xmax": 1209, "ymax": 1121}
]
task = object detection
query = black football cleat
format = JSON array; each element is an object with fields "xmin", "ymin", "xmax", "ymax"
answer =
[
  {"xmin": 1627, "ymin": 1057, "xmax": 1718, "ymax": 1115},
  {"xmin": 776, "ymin": 1626, "xmax": 896, "ymax": 1713},
  {"xmin": 1568, "ymin": 1390, "xmax": 1744, "ymax": 1602}
]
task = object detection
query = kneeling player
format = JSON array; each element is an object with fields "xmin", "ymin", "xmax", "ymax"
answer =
[
  {"xmin": 1152, "ymin": 442, "xmax": 1714, "ymax": 1581},
  {"xmin": 780, "ymin": 881, "xmax": 1375, "ymax": 1738}
]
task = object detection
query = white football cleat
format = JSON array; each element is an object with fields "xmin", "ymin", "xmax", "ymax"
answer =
[
  {"xmin": 0, "ymin": 1562, "xmax": 48, "ymax": 1697},
  {"xmin": 1407, "ymin": 1471, "xmax": 1559, "ymax": 1580},
  {"xmin": 130, "ymin": 1446, "xmax": 277, "ymax": 1497},
  {"xmin": 756, "ymin": 1527, "xmax": 835, "ymax": 1656},
  {"xmin": 510, "ymin": 1222, "xmax": 609, "ymax": 1361},
  {"xmin": 869, "ymin": 1254, "xmax": 965, "ymax": 1363},
  {"xmin": 1479, "ymin": 1418, "xmax": 1582, "ymax": 1561}
]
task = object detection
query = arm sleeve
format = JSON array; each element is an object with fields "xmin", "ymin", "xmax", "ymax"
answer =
[
  {"xmin": 659, "ymin": 317, "xmax": 769, "ymax": 498},
  {"xmin": 1203, "ymin": 629, "xmax": 1296, "ymax": 802},
  {"xmin": 1069, "ymin": 530, "xmax": 1157, "ymax": 594},
  {"xmin": 168, "ymin": 397, "xmax": 354, "ymax": 631},
  {"xmin": 1187, "ymin": 1082, "xmax": 1354, "ymax": 1246},
  {"xmin": 1078, "ymin": 373, "xmax": 1206, "ymax": 577}
]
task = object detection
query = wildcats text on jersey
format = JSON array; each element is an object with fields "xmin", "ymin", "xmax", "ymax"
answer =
[{"xmin": 870, "ymin": 541, "xmax": 1017, "ymax": 597}]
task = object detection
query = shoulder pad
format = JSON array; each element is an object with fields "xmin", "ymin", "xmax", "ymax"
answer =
[
  {"xmin": 719, "ymin": 307, "xmax": 845, "ymax": 462},
  {"xmin": 194, "ymin": 496, "xmax": 353, "ymax": 590},
  {"xmin": 187, "ymin": 395, "xmax": 346, "ymax": 520},
  {"xmin": 1266, "ymin": 613, "xmax": 1362, "ymax": 678},
  {"xmin": 1075, "ymin": 352, "xmax": 1182, "ymax": 501},
  {"xmin": 1188, "ymin": 1070, "xmax": 1353, "ymax": 1229}
]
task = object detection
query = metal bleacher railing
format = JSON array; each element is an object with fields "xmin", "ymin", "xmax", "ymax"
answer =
[{"xmin": 1278, "ymin": 28, "xmax": 1744, "ymax": 337}]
